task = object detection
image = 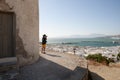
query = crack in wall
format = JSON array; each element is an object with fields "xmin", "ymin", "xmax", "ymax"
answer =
[
  {"xmin": 16, "ymin": 29, "xmax": 34, "ymax": 66},
  {"xmin": 16, "ymin": 29, "xmax": 30, "ymax": 58}
]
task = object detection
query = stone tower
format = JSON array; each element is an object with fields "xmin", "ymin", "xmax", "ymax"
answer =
[{"xmin": 0, "ymin": 0, "xmax": 39, "ymax": 66}]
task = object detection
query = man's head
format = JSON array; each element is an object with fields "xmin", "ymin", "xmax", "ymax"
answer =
[{"xmin": 43, "ymin": 34, "xmax": 47, "ymax": 37}]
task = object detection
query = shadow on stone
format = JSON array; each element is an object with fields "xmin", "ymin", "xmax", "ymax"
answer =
[
  {"xmin": 18, "ymin": 57, "xmax": 104, "ymax": 80},
  {"xmin": 88, "ymin": 71, "xmax": 105, "ymax": 80}
]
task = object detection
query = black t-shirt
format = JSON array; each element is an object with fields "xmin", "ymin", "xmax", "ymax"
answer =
[{"xmin": 42, "ymin": 37, "xmax": 47, "ymax": 44}]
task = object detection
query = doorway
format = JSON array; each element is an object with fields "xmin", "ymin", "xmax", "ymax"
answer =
[{"xmin": 0, "ymin": 11, "xmax": 15, "ymax": 58}]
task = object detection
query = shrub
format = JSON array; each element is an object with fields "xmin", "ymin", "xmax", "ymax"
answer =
[
  {"xmin": 112, "ymin": 54, "xmax": 115, "ymax": 57},
  {"xmin": 117, "ymin": 52, "xmax": 120, "ymax": 60},
  {"xmin": 108, "ymin": 58, "xmax": 115, "ymax": 63},
  {"xmin": 86, "ymin": 53, "xmax": 112, "ymax": 65}
]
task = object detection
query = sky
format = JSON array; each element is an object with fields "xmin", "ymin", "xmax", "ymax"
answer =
[{"xmin": 39, "ymin": 0, "xmax": 120, "ymax": 38}]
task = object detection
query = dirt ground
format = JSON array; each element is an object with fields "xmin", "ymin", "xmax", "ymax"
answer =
[{"xmin": 88, "ymin": 61, "xmax": 120, "ymax": 80}]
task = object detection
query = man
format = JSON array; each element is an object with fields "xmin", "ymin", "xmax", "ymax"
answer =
[{"xmin": 41, "ymin": 34, "xmax": 47, "ymax": 54}]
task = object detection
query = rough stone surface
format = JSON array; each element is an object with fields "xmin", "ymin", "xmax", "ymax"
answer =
[
  {"xmin": 0, "ymin": 69, "xmax": 19, "ymax": 80},
  {"xmin": 18, "ymin": 52, "xmax": 88, "ymax": 80}
]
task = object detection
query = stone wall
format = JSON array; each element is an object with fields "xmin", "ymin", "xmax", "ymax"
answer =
[{"xmin": 0, "ymin": 0, "xmax": 39, "ymax": 66}]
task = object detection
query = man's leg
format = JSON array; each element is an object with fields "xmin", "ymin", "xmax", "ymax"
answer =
[
  {"xmin": 43, "ymin": 44, "xmax": 46, "ymax": 54},
  {"xmin": 42, "ymin": 44, "xmax": 46, "ymax": 54},
  {"xmin": 43, "ymin": 48, "xmax": 45, "ymax": 54}
]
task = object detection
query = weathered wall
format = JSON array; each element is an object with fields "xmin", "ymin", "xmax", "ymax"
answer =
[{"xmin": 0, "ymin": 0, "xmax": 39, "ymax": 66}]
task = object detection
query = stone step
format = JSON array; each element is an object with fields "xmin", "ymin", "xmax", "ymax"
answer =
[
  {"xmin": 65, "ymin": 67, "xmax": 88, "ymax": 80},
  {"xmin": 0, "ymin": 57, "xmax": 17, "ymax": 72}
]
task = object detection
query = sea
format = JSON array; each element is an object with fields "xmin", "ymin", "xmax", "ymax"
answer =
[{"xmin": 47, "ymin": 37, "xmax": 120, "ymax": 47}]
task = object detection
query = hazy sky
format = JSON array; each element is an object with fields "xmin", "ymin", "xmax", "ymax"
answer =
[{"xmin": 39, "ymin": 0, "xmax": 120, "ymax": 38}]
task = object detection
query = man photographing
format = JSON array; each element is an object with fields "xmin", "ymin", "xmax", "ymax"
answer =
[{"xmin": 41, "ymin": 34, "xmax": 47, "ymax": 54}]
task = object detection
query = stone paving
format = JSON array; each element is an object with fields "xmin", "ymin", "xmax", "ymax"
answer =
[
  {"xmin": 18, "ymin": 52, "xmax": 88, "ymax": 80},
  {"xmin": 0, "ymin": 69, "xmax": 19, "ymax": 80},
  {"xmin": 0, "ymin": 52, "xmax": 88, "ymax": 80}
]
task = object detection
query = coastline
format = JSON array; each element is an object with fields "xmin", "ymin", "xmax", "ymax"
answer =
[{"xmin": 40, "ymin": 44, "xmax": 120, "ymax": 80}]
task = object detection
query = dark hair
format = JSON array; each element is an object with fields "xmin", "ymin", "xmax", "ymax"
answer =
[{"xmin": 43, "ymin": 34, "xmax": 47, "ymax": 37}]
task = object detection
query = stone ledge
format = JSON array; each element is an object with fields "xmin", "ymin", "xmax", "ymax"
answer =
[
  {"xmin": 0, "ymin": 57, "xmax": 17, "ymax": 72},
  {"xmin": 0, "ymin": 57, "xmax": 17, "ymax": 64}
]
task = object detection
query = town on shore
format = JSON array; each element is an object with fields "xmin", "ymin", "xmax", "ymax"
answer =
[{"xmin": 45, "ymin": 44, "xmax": 120, "ymax": 63}]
